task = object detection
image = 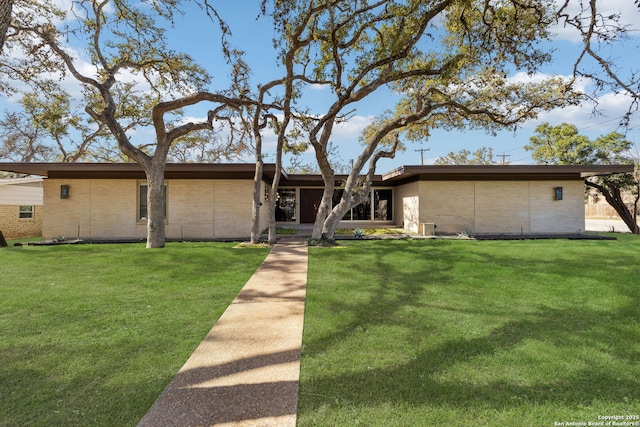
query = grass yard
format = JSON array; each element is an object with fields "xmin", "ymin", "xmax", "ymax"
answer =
[
  {"xmin": 299, "ymin": 235, "xmax": 640, "ymax": 426},
  {"xmin": 0, "ymin": 242, "xmax": 269, "ymax": 427}
]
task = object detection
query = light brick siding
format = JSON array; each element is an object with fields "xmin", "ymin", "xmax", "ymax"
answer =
[
  {"xmin": 396, "ymin": 180, "xmax": 584, "ymax": 234},
  {"xmin": 421, "ymin": 181, "xmax": 476, "ymax": 233},
  {"xmin": 43, "ymin": 178, "xmax": 259, "ymax": 240},
  {"xmin": 0, "ymin": 205, "xmax": 43, "ymax": 239},
  {"xmin": 394, "ymin": 181, "xmax": 420, "ymax": 233},
  {"xmin": 529, "ymin": 181, "xmax": 584, "ymax": 234}
]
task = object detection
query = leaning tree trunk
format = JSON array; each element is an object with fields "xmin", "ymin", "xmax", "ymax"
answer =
[
  {"xmin": 321, "ymin": 202, "xmax": 348, "ymax": 242},
  {"xmin": 0, "ymin": 0, "xmax": 12, "ymax": 52},
  {"xmin": 311, "ymin": 159, "xmax": 336, "ymax": 242},
  {"xmin": 587, "ymin": 181, "xmax": 639, "ymax": 234},
  {"xmin": 145, "ymin": 165, "xmax": 167, "ymax": 248},
  {"xmin": 311, "ymin": 185, "xmax": 335, "ymax": 242}
]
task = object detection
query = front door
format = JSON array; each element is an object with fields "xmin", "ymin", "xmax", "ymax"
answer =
[{"xmin": 299, "ymin": 189, "xmax": 324, "ymax": 223}]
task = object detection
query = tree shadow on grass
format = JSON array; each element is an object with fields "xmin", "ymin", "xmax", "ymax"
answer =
[{"xmin": 300, "ymin": 240, "xmax": 640, "ymax": 418}]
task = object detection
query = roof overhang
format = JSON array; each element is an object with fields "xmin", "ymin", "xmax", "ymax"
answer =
[
  {"xmin": 0, "ymin": 163, "xmax": 280, "ymax": 181},
  {"xmin": 0, "ymin": 163, "xmax": 633, "ymax": 185},
  {"xmin": 280, "ymin": 173, "xmax": 384, "ymax": 187},
  {"xmin": 381, "ymin": 165, "xmax": 635, "ymax": 184}
]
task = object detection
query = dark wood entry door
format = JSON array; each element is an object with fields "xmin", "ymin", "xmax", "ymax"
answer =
[{"xmin": 299, "ymin": 189, "xmax": 324, "ymax": 223}]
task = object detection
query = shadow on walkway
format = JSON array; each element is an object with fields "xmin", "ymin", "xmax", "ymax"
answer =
[{"xmin": 138, "ymin": 238, "xmax": 308, "ymax": 427}]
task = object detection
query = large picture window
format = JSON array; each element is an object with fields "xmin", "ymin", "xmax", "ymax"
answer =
[
  {"xmin": 332, "ymin": 188, "xmax": 392, "ymax": 221},
  {"xmin": 138, "ymin": 183, "xmax": 167, "ymax": 220},
  {"xmin": 374, "ymin": 189, "xmax": 393, "ymax": 220}
]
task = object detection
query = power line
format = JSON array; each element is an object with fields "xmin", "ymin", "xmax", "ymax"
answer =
[
  {"xmin": 415, "ymin": 147, "xmax": 430, "ymax": 165},
  {"xmin": 497, "ymin": 154, "xmax": 511, "ymax": 165}
]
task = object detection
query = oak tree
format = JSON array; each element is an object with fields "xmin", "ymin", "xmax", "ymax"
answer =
[
  {"xmin": 435, "ymin": 147, "xmax": 497, "ymax": 165},
  {"xmin": 558, "ymin": 1, "xmax": 640, "ymax": 126},
  {"xmin": 1, "ymin": 0, "xmax": 252, "ymax": 247},
  {"xmin": 258, "ymin": 0, "xmax": 581, "ymax": 244},
  {"xmin": 0, "ymin": 0, "xmax": 11, "ymax": 51}
]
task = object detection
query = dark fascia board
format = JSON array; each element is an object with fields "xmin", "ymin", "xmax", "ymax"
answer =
[
  {"xmin": 280, "ymin": 174, "xmax": 384, "ymax": 187},
  {"xmin": 1, "ymin": 163, "xmax": 632, "ymax": 184},
  {"xmin": 0, "ymin": 162, "xmax": 280, "ymax": 181},
  {"xmin": 382, "ymin": 164, "xmax": 635, "ymax": 184}
]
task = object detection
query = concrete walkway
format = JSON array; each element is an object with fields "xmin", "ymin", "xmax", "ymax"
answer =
[{"xmin": 138, "ymin": 238, "xmax": 308, "ymax": 427}]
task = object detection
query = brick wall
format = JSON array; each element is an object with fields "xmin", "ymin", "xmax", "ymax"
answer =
[
  {"xmin": 394, "ymin": 179, "xmax": 585, "ymax": 235},
  {"xmin": 43, "ymin": 178, "xmax": 258, "ymax": 240},
  {"xmin": 421, "ymin": 181, "xmax": 476, "ymax": 233},
  {"xmin": 0, "ymin": 205, "xmax": 43, "ymax": 239},
  {"xmin": 394, "ymin": 181, "xmax": 420, "ymax": 233}
]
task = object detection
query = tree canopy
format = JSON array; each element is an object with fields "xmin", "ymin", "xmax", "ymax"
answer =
[
  {"xmin": 255, "ymin": 0, "xmax": 582, "ymax": 243},
  {"xmin": 435, "ymin": 147, "xmax": 498, "ymax": 165},
  {"xmin": 0, "ymin": 0, "xmax": 255, "ymax": 247}
]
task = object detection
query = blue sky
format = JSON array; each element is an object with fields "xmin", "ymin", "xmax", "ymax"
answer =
[
  {"xmin": 2, "ymin": 0, "xmax": 639, "ymax": 171},
  {"xmin": 172, "ymin": 1, "xmax": 640, "ymax": 170}
]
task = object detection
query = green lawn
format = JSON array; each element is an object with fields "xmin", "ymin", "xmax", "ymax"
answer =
[
  {"xmin": 0, "ymin": 242, "xmax": 270, "ymax": 427},
  {"xmin": 299, "ymin": 235, "xmax": 640, "ymax": 426},
  {"xmin": 2, "ymin": 236, "xmax": 638, "ymax": 426}
]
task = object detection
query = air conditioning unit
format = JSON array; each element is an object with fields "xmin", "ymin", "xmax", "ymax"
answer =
[{"xmin": 421, "ymin": 223, "xmax": 436, "ymax": 236}]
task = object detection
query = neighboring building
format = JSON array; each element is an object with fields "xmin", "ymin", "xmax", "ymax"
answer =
[
  {"xmin": 0, "ymin": 163, "xmax": 633, "ymax": 240},
  {"xmin": 0, "ymin": 177, "xmax": 44, "ymax": 239},
  {"xmin": 585, "ymin": 187, "xmax": 637, "ymax": 219}
]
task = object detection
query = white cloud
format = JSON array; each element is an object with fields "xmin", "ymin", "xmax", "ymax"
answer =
[
  {"xmin": 552, "ymin": 0, "xmax": 640, "ymax": 43},
  {"xmin": 526, "ymin": 90, "xmax": 639, "ymax": 133},
  {"xmin": 310, "ymin": 83, "xmax": 330, "ymax": 91},
  {"xmin": 505, "ymin": 69, "xmax": 638, "ymax": 133},
  {"xmin": 330, "ymin": 115, "xmax": 374, "ymax": 142}
]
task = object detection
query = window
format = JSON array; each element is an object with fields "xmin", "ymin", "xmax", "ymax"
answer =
[
  {"xmin": 331, "ymin": 188, "xmax": 393, "ymax": 221},
  {"xmin": 374, "ymin": 189, "xmax": 393, "ymax": 220},
  {"xmin": 351, "ymin": 192, "xmax": 372, "ymax": 220},
  {"xmin": 276, "ymin": 188, "xmax": 296, "ymax": 222},
  {"xmin": 19, "ymin": 205, "xmax": 34, "ymax": 219},
  {"xmin": 138, "ymin": 183, "xmax": 167, "ymax": 220}
]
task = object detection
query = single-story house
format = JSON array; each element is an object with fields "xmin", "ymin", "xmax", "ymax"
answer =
[
  {"xmin": 0, "ymin": 177, "xmax": 43, "ymax": 239},
  {"xmin": 0, "ymin": 163, "xmax": 633, "ymax": 240}
]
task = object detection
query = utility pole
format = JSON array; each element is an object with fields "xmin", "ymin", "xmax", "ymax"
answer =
[
  {"xmin": 415, "ymin": 147, "xmax": 430, "ymax": 165},
  {"xmin": 498, "ymin": 154, "xmax": 511, "ymax": 165}
]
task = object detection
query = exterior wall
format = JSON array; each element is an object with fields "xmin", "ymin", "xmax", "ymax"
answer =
[
  {"xmin": 43, "ymin": 178, "xmax": 258, "ymax": 240},
  {"xmin": 409, "ymin": 180, "xmax": 584, "ymax": 235},
  {"xmin": 529, "ymin": 180, "xmax": 584, "ymax": 234},
  {"xmin": 0, "ymin": 205, "xmax": 43, "ymax": 239},
  {"xmin": 394, "ymin": 181, "xmax": 420, "ymax": 233},
  {"xmin": 420, "ymin": 181, "xmax": 476, "ymax": 233},
  {"xmin": 474, "ymin": 181, "xmax": 531, "ymax": 233},
  {"xmin": 0, "ymin": 179, "xmax": 44, "ymax": 239},
  {"xmin": 0, "ymin": 181, "xmax": 43, "ymax": 205}
]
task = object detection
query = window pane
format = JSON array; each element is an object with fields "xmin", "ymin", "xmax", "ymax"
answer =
[
  {"xmin": 276, "ymin": 188, "xmax": 296, "ymax": 222},
  {"xmin": 139, "ymin": 184, "xmax": 166, "ymax": 220},
  {"xmin": 139, "ymin": 185, "xmax": 148, "ymax": 220},
  {"xmin": 351, "ymin": 192, "xmax": 371, "ymax": 220},
  {"xmin": 374, "ymin": 189, "xmax": 393, "ymax": 221},
  {"xmin": 19, "ymin": 205, "xmax": 34, "ymax": 219},
  {"xmin": 332, "ymin": 189, "xmax": 351, "ymax": 220}
]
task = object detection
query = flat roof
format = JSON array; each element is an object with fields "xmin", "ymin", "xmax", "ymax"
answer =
[
  {"xmin": 0, "ymin": 163, "xmax": 280, "ymax": 180},
  {"xmin": 381, "ymin": 164, "xmax": 635, "ymax": 184},
  {"xmin": 0, "ymin": 162, "xmax": 633, "ymax": 184}
]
